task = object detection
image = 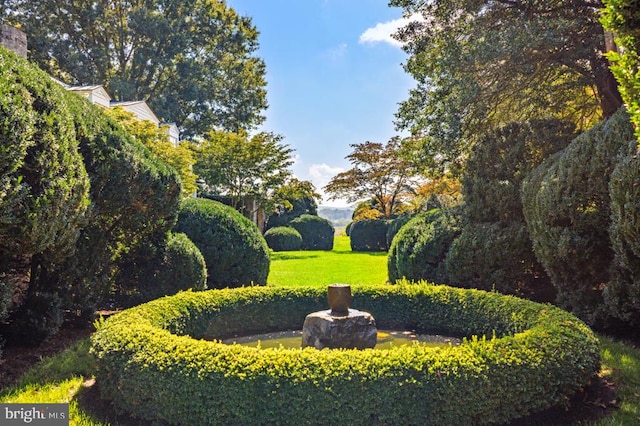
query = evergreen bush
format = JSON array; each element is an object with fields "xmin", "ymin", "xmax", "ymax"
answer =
[
  {"xmin": 445, "ymin": 222, "xmax": 555, "ymax": 302},
  {"xmin": 388, "ymin": 208, "xmax": 462, "ymax": 283},
  {"xmin": 174, "ymin": 198, "xmax": 270, "ymax": 288},
  {"xmin": 92, "ymin": 284, "xmax": 600, "ymax": 426},
  {"xmin": 289, "ymin": 214, "xmax": 334, "ymax": 250},
  {"xmin": 264, "ymin": 226, "xmax": 303, "ymax": 251},
  {"xmin": 605, "ymin": 139, "xmax": 640, "ymax": 325},
  {"xmin": 386, "ymin": 214, "xmax": 412, "ymax": 248},
  {"xmin": 521, "ymin": 108, "xmax": 635, "ymax": 325},
  {"xmin": 113, "ymin": 232, "xmax": 207, "ymax": 307},
  {"xmin": 349, "ymin": 219, "xmax": 390, "ymax": 251}
]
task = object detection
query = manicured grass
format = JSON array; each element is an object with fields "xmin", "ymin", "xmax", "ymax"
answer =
[{"xmin": 267, "ymin": 235, "xmax": 389, "ymax": 287}]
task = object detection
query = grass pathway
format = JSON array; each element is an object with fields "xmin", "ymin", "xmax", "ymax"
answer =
[{"xmin": 267, "ymin": 235, "xmax": 388, "ymax": 287}]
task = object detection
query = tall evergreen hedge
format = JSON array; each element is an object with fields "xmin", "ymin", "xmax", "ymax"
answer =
[
  {"xmin": 349, "ymin": 219, "xmax": 390, "ymax": 252},
  {"xmin": 521, "ymin": 109, "xmax": 635, "ymax": 325},
  {"xmin": 0, "ymin": 47, "xmax": 90, "ymax": 342},
  {"xmin": 175, "ymin": 198, "xmax": 270, "ymax": 288},
  {"xmin": 605, "ymin": 139, "xmax": 640, "ymax": 325},
  {"xmin": 446, "ymin": 119, "xmax": 573, "ymax": 302}
]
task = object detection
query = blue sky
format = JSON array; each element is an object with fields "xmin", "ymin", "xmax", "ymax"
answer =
[{"xmin": 226, "ymin": 0, "xmax": 416, "ymax": 207}]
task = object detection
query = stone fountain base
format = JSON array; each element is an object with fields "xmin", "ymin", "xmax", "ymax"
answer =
[{"xmin": 301, "ymin": 309, "xmax": 377, "ymax": 350}]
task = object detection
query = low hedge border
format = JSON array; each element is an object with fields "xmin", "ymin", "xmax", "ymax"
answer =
[{"xmin": 91, "ymin": 284, "xmax": 599, "ymax": 425}]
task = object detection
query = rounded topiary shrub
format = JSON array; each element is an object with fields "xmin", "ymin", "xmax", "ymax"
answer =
[
  {"xmin": 445, "ymin": 222, "xmax": 555, "ymax": 302},
  {"xmin": 113, "ymin": 232, "xmax": 207, "ymax": 307},
  {"xmin": 345, "ymin": 221, "xmax": 353, "ymax": 236},
  {"xmin": 522, "ymin": 108, "xmax": 635, "ymax": 325},
  {"xmin": 264, "ymin": 226, "xmax": 303, "ymax": 251},
  {"xmin": 174, "ymin": 198, "xmax": 270, "ymax": 288},
  {"xmin": 386, "ymin": 214, "xmax": 412, "ymax": 248},
  {"xmin": 92, "ymin": 284, "xmax": 600, "ymax": 426},
  {"xmin": 605, "ymin": 139, "xmax": 640, "ymax": 325},
  {"xmin": 349, "ymin": 219, "xmax": 390, "ymax": 251},
  {"xmin": 289, "ymin": 214, "xmax": 334, "ymax": 250},
  {"xmin": 388, "ymin": 208, "xmax": 462, "ymax": 283}
]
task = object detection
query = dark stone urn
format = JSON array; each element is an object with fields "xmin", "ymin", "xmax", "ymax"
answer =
[{"xmin": 301, "ymin": 284, "xmax": 377, "ymax": 350}]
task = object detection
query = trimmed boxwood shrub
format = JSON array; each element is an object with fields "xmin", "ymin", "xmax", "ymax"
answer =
[
  {"xmin": 522, "ymin": 109, "xmax": 635, "ymax": 325},
  {"xmin": 445, "ymin": 222, "xmax": 555, "ymax": 302},
  {"xmin": 386, "ymin": 214, "xmax": 412, "ymax": 248},
  {"xmin": 264, "ymin": 226, "xmax": 303, "ymax": 251},
  {"xmin": 174, "ymin": 198, "xmax": 270, "ymax": 288},
  {"xmin": 92, "ymin": 284, "xmax": 600, "ymax": 426},
  {"xmin": 349, "ymin": 219, "xmax": 390, "ymax": 251},
  {"xmin": 289, "ymin": 214, "xmax": 334, "ymax": 250},
  {"xmin": 112, "ymin": 232, "xmax": 207, "ymax": 307},
  {"xmin": 388, "ymin": 208, "xmax": 462, "ymax": 283},
  {"xmin": 605, "ymin": 139, "xmax": 640, "ymax": 325}
]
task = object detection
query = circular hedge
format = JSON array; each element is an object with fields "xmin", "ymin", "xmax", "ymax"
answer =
[
  {"xmin": 263, "ymin": 226, "xmax": 303, "ymax": 251},
  {"xmin": 349, "ymin": 219, "xmax": 390, "ymax": 251},
  {"xmin": 92, "ymin": 284, "xmax": 599, "ymax": 425},
  {"xmin": 174, "ymin": 198, "xmax": 270, "ymax": 288}
]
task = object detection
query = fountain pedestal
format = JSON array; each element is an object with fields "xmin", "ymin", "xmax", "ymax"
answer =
[
  {"xmin": 302, "ymin": 309, "xmax": 377, "ymax": 349},
  {"xmin": 301, "ymin": 284, "xmax": 377, "ymax": 350}
]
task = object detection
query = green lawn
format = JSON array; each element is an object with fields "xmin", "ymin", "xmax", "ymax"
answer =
[{"xmin": 267, "ymin": 235, "xmax": 388, "ymax": 288}]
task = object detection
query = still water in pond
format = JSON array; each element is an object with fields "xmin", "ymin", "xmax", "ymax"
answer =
[{"xmin": 222, "ymin": 330, "xmax": 461, "ymax": 349}]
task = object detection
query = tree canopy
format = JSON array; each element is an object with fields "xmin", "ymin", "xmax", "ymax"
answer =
[
  {"xmin": 324, "ymin": 137, "xmax": 422, "ymax": 219},
  {"xmin": 194, "ymin": 130, "xmax": 295, "ymax": 216},
  {"xmin": 3, "ymin": 0, "xmax": 267, "ymax": 138},
  {"xmin": 391, "ymin": 0, "xmax": 623, "ymax": 173}
]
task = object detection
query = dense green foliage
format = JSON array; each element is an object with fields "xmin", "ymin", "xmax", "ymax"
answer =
[
  {"xmin": 112, "ymin": 232, "xmax": 207, "ymax": 307},
  {"xmin": 289, "ymin": 214, "xmax": 334, "ymax": 250},
  {"xmin": 385, "ymin": 214, "xmax": 411, "ymax": 248},
  {"xmin": 522, "ymin": 109, "xmax": 635, "ymax": 325},
  {"xmin": 445, "ymin": 119, "xmax": 574, "ymax": 302},
  {"xmin": 605, "ymin": 139, "xmax": 640, "ymax": 325},
  {"xmin": 174, "ymin": 198, "xmax": 270, "ymax": 288},
  {"xmin": 1, "ymin": 47, "xmax": 181, "ymax": 342},
  {"xmin": 445, "ymin": 222, "xmax": 555, "ymax": 302},
  {"xmin": 195, "ymin": 130, "xmax": 294, "ymax": 215},
  {"xmin": 5, "ymin": 0, "xmax": 267, "ymax": 137},
  {"xmin": 0, "ymin": 47, "xmax": 90, "ymax": 338},
  {"xmin": 92, "ymin": 284, "xmax": 599, "ymax": 425},
  {"xmin": 263, "ymin": 226, "xmax": 303, "ymax": 252},
  {"xmin": 601, "ymin": 0, "xmax": 640, "ymax": 143},
  {"xmin": 391, "ymin": 0, "xmax": 621, "ymax": 174},
  {"xmin": 349, "ymin": 219, "xmax": 390, "ymax": 252},
  {"xmin": 387, "ymin": 209, "xmax": 462, "ymax": 283},
  {"xmin": 264, "ymin": 181, "xmax": 319, "ymax": 232}
]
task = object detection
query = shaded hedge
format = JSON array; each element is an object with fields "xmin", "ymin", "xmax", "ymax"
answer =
[
  {"xmin": 387, "ymin": 208, "xmax": 462, "ymax": 283},
  {"xmin": 349, "ymin": 219, "xmax": 390, "ymax": 252},
  {"xmin": 521, "ymin": 109, "xmax": 635, "ymax": 325},
  {"xmin": 444, "ymin": 119, "xmax": 572, "ymax": 303},
  {"xmin": 174, "ymin": 198, "xmax": 270, "ymax": 288},
  {"xmin": 605, "ymin": 139, "xmax": 640, "ymax": 325},
  {"xmin": 92, "ymin": 284, "xmax": 600, "ymax": 426},
  {"xmin": 289, "ymin": 214, "xmax": 334, "ymax": 250},
  {"xmin": 263, "ymin": 226, "xmax": 303, "ymax": 251},
  {"xmin": 112, "ymin": 232, "xmax": 207, "ymax": 307},
  {"xmin": 445, "ymin": 222, "xmax": 555, "ymax": 302}
]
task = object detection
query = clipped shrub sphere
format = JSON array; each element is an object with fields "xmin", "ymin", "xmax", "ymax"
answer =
[
  {"xmin": 92, "ymin": 284, "xmax": 600, "ymax": 425},
  {"xmin": 174, "ymin": 198, "xmax": 270, "ymax": 288},
  {"xmin": 264, "ymin": 226, "xmax": 303, "ymax": 251},
  {"xmin": 349, "ymin": 219, "xmax": 390, "ymax": 251},
  {"xmin": 388, "ymin": 208, "xmax": 462, "ymax": 283},
  {"xmin": 289, "ymin": 214, "xmax": 334, "ymax": 250}
]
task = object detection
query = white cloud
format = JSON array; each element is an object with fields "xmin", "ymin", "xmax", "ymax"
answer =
[
  {"xmin": 359, "ymin": 14, "xmax": 425, "ymax": 48},
  {"xmin": 323, "ymin": 43, "xmax": 348, "ymax": 62},
  {"xmin": 308, "ymin": 163, "xmax": 350, "ymax": 207}
]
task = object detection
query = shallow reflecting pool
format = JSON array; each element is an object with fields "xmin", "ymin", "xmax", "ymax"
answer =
[{"xmin": 222, "ymin": 330, "xmax": 461, "ymax": 349}]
